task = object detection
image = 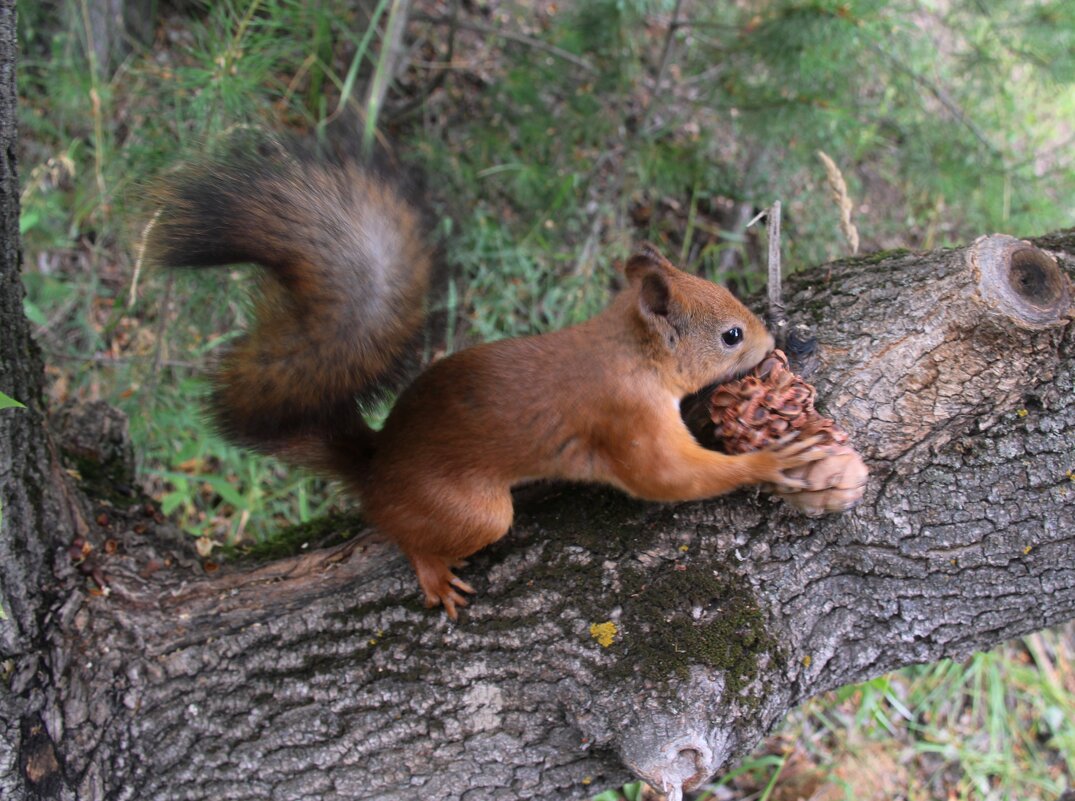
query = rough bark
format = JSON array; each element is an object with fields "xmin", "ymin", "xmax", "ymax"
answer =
[
  {"xmin": 0, "ymin": 5, "xmax": 94, "ymax": 799},
  {"xmin": 0, "ymin": 227, "xmax": 1069, "ymax": 801}
]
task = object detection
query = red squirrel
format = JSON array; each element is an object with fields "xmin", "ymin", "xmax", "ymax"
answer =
[{"xmin": 149, "ymin": 135, "xmax": 825, "ymax": 619}]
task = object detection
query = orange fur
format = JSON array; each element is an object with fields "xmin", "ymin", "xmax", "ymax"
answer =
[
  {"xmin": 152, "ymin": 141, "xmax": 825, "ymax": 620},
  {"xmin": 361, "ymin": 250, "xmax": 824, "ymax": 615}
]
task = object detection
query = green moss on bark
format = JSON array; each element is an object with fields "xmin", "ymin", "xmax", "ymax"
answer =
[{"xmin": 611, "ymin": 562, "xmax": 782, "ymax": 702}]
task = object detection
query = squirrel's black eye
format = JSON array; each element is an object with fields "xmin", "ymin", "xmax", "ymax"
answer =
[{"xmin": 722, "ymin": 327, "xmax": 743, "ymax": 347}]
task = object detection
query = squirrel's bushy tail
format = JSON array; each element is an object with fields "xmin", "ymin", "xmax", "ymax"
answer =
[{"xmin": 148, "ymin": 135, "xmax": 434, "ymax": 477}]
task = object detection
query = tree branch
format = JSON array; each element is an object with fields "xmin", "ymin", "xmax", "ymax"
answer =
[{"xmin": 4, "ymin": 231, "xmax": 1074, "ymax": 800}]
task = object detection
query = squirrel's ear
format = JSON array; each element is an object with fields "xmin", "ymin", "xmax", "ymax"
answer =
[
  {"xmin": 626, "ymin": 246, "xmax": 681, "ymax": 337},
  {"xmin": 637, "ymin": 268, "xmax": 671, "ymax": 318}
]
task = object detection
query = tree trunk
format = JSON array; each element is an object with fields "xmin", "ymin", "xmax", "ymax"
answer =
[
  {"xmin": 3, "ymin": 6, "xmax": 1075, "ymax": 793},
  {"xmin": 1, "ymin": 3, "xmax": 96, "ymax": 797}
]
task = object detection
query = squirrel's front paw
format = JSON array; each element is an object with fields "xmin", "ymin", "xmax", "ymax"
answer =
[{"xmin": 755, "ymin": 434, "xmax": 830, "ymax": 491}]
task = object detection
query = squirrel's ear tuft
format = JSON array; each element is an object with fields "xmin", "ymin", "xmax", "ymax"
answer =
[{"xmin": 624, "ymin": 243, "xmax": 670, "ymax": 284}]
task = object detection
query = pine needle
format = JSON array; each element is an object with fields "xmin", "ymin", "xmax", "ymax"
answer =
[{"xmin": 129, "ymin": 208, "xmax": 161, "ymax": 308}]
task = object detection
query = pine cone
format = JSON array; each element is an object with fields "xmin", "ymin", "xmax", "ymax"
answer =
[{"xmin": 703, "ymin": 350, "xmax": 867, "ymax": 516}]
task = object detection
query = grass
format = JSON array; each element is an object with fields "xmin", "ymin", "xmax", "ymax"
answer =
[
  {"xmin": 688, "ymin": 629, "xmax": 1075, "ymax": 801},
  {"xmin": 15, "ymin": 0, "xmax": 1075, "ymax": 798}
]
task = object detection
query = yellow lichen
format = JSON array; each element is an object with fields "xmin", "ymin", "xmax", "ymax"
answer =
[
  {"xmin": 589, "ymin": 621, "xmax": 618, "ymax": 648},
  {"xmin": 1017, "ymin": 408, "xmax": 1029, "ymax": 418},
  {"xmin": 803, "ymin": 654, "xmax": 813, "ymax": 668}
]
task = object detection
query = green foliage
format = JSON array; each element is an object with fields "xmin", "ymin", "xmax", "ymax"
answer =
[
  {"xmin": 131, "ymin": 375, "xmax": 324, "ymax": 542},
  {"xmin": 17, "ymin": 0, "xmax": 392, "ymax": 547},
  {"xmin": 717, "ymin": 0, "xmax": 1075, "ymax": 255},
  {"xmin": 828, "ymin": 638, "xmax": 1075, "ymax": 799},
  {"xmin": 406, "ymin": 0, "xmax": 1075, "ymax": 288},
  {"xmin": 684, "ymin": 633, "xmax": 1075, "ymax": 800},
  {"xmin": 591, "ymin": 781, "xmax": 644, "ymax": 801},
  {"xmin": 18, "ymin": 0, "xmax": 399, "ymax": 256},
  {"xmin": 18, "ymin": 0, "xmax": 1074, "ymax": 568},
  {"xmin": 450, "ymin": 207, "xmax": 611, "ymax": 341}
]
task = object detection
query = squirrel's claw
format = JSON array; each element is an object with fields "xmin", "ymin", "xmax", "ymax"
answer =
[{"xmin": 410, "ymin": 552, "xmax": 477, "ymax": 621}]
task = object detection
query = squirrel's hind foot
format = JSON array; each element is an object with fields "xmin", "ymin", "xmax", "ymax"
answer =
[{"xmin": 408, "ymin": 552, "xmax": 476, "ymax": 621}]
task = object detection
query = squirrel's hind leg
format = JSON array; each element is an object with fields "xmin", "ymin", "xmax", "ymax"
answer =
[{"xmin": 373, "ymin": 476, "xmax": 514, "ymax": 620}]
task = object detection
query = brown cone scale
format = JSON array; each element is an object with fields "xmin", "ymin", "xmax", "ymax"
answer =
[{"xmin": 691, "ymin": 350, "xmax": 868, "ymax": 516}]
